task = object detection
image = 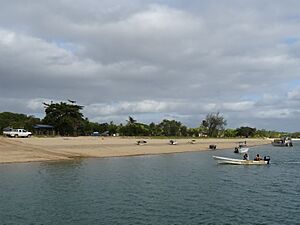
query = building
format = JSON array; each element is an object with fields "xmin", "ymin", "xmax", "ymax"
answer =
[{"xmin": 33, "ymin": 124, "xmax": 55, "ymax": 136}]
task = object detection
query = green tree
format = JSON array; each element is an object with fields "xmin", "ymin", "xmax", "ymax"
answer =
[
  {"xmin": 108, "ymin": 121, "xmax": 118, "ymax": 135},
  {"xmin": 0, "ymin": 112, "xmax": 40, "ymax": 133},
  {"xmin": 149, "ymin": 122, "xmax": 161, "ymax": 136},
  {"xmin": 224, "ymin": 128, "xmax": 238, "ymax": 137},
  {"xmin": 180, "ymin": 125, "xmax": 188, "ymax": 137},
  {"xmin": 127, "ymin": 116, "xmax": 136, "ymax": 125},
  {"xmin": 42, "ymin": 101, "xmax": 84, "ymax": 136},
  {"xmin": 201, "ymin": 112, "xmax": 227, "ymax": 137},
  {"xmin": 81, "ymin": 118, "xmax": 93, "ymax": 135},
  {"xmin": 158, "ymin": 119, "xmax": 182, "ymax": 136},
  {"xmin": 120, "ymin": 116, "xmax": 137, "ymax": 136},
  {"xmin": 187, "ymin": 127, "xmax": 200, "ymax": 137},
  {"xmin": 291, "ymin": 132, "xmax": 300, "ymax": 138},
  {"xmin": 119, "ymin": 116, "xmax": 150, "ymax": 136},
  {"xmin": 236, "ymin": 126, "xmax": 256, "ymax": 138}
]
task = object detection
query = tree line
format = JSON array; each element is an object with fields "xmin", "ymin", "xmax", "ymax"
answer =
[{"xmin": 0, "ymin": 101, "xmax": 299, "ymax": 138}]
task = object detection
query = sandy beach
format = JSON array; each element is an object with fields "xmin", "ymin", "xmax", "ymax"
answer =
[{"xmin": 0, "ymin": 136, "xmax": 271, "ymax": 164}]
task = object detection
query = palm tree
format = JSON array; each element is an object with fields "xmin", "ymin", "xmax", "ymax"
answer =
[{"xmin": 126, "ymin": 116, "xmax": 136, "ymax": 125}]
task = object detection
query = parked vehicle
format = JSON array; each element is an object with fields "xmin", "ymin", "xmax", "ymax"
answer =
[
  {"xmin": 91, "ymin": 131, "xmax": 100, "ymax": 136},
  {"xmin": 3, "ymin": 129, "xmax": 32, "ymax": 138},
  {"xmin": 91, "ymin": 131, "xmax": 109, "ymax": 136}
]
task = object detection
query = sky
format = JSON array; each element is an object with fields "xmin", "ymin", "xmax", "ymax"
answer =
[{"xmin": 0, "ymin": 0, "xmax": 300, "ymax": 132}]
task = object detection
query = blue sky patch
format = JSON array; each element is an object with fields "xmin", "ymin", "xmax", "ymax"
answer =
[{"xmin": 282, "ymin": 37, "xmax": 299, "ymax": 45}]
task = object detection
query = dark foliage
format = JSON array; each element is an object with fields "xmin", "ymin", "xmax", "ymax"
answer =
[{"xmin": 0, "ymin": 112, "xmax": 40, "ymax": 134}]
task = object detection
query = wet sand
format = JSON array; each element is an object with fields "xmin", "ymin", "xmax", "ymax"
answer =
[{"xmin": 0, "ymin": 136, "xmax": 271, "ymax": 164}]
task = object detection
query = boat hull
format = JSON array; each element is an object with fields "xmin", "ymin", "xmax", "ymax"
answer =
[
  {"xmin": 271, "ymin": 142, "xmax": 293, "ymax": 147},
  {"xmin": 213, "ymin": 156, "xmax": 269, "ymax": 165}
]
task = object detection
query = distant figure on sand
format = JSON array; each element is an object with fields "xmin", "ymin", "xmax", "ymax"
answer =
[
  {"xmin": 254, "ymin": 154, "xmax": 262, "ymax": 161},
  {"xmin": 243, "ymin": 153, "xmax": 249, "ymax": 160}
]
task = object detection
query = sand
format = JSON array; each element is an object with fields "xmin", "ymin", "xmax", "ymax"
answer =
[{"xmin": 0, "ymin": 136, "xmax": 271, "ymax": 164}]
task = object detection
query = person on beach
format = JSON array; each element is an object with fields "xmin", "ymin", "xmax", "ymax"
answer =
[
  {"xmin": 254, "ymin": 154, "xmax": 262, "ymax": 161},
  {"xmin": 243, "ymin": 153, "xmax": 249, "ymax": 160}
]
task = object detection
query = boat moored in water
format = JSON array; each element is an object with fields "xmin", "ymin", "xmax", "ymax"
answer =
[
  {"xmin": 272, "ymin": 137, "xmax": 293, "ymax": 147},
  {"xmin": 169, "ymin": 140, "xmax": 178, "ymax": 145},
  {"xmin": 213, "ymin": 155, "xmax": 270, "ymax": 165},
  {"xmin": 234, "ymin": 142, "xmax": 249, "ymax": 153}
]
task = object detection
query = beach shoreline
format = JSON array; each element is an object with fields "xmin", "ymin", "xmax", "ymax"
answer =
[{"xmin": 0, "ymin": 136, "xmax": 271, "ymax": 164}]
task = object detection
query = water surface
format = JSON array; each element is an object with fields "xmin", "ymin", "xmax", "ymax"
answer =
[{"xmin": 0, "ymin": 142, "xmax": 299, "ymax": 224}]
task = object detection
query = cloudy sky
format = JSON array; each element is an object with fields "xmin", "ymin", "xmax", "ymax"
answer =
[{"xmin": 1, "ymin": 0, "xmax": 300, "ymax": 131}]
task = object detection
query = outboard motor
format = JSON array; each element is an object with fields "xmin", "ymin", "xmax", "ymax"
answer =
[{"xmin": 264, "ymin": 156, "xmax": 270, "ymax": 164}]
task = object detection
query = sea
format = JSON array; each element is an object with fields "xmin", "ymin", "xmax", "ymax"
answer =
[{"xmin": 0, "ymin": 141, "xmax": 299, "ymax": 225}]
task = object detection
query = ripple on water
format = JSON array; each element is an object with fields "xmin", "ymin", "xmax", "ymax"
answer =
[{"xmin": 0, "ymin": 144, "xmax": 300, "ymax": 224}]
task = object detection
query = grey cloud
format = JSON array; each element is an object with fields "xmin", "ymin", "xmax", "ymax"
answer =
[{"xmin": 1, "ymin": 1, "xmax": 300, "ymax": 131}]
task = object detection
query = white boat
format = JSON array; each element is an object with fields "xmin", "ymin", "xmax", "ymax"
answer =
[
  {"xmin": 137, "ymin": 140, "xmax": 147, "ymax": 145},
  {"xmin": 234, "ymin": 142, "xmax": 249, "ymax": 153},
  {"xmin": 213, "ymin": 156, "xmax": 270, "ymax": 165},
  {"xmin": 235, "ymin": 147, "xmax": 249, "ymax": 154},
  {"xmin": 169, "ymin": 140, "xmax": 178, "ymax": 145},
  {"xmin": 272, "ymin": 137, "xmax": 293, "ymax": 147}
]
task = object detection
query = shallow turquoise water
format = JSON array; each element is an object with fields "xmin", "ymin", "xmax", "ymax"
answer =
[{"xmin": 0, "ymin": 142, "xmax": 299, "ymax": 225}]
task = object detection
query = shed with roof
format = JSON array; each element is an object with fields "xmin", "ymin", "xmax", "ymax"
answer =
[{"xmin": 33, "ymin": 124, "xmax": 55, "ymax": 136}]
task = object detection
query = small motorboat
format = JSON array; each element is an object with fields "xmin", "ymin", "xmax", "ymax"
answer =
[
  {"xmin": 169, "ymin": 140, "xmax": 178, "ymax": 145},
  {"xmin": 136, "ymin": 140, "xmax": 147, "ymax": 145},
  {"xmin": 272, "ymin": 137, "xmax": 293, "ymax": 147},
  {"xmin": 213, "ymin": 156, "xmax": 270, "ymax": 165},
  {"xmin": 234, "ymin": 142, "xmax": 249, "ymax": 153},
  {"xmin": 189, "ymin": 140, "xmax": 196, "ymax": 144},
  {"xmin": 209, "ymin": 144, "xmax": 217, "ymax": 150}
]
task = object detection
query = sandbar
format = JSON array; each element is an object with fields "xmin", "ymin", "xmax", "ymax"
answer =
[{"xmin": 0, "ymin": 136, "xmax": 271, "ymax": 164}]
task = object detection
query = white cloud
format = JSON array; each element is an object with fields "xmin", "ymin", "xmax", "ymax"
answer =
[
  {"xmin": 254, "ymin": 109, "xmax": 292, "ymax": 119},
  {"xmin": 288, "ymin": 88, "xmax": 300, "ymax": 100},
  {"xmin": 221, "ymin": 101, "xmax": 255, "ymax": 111},
  {"xmin": 85, "ymin": 100, "xmax": 174, "ymax": 116},
  {"xmin": 0, "ymin": 30, "xmax": 15, "ymax": 45},
  {"xmin": 26, "ymin": 98, "xmax": 51, "ymax": 111},
  {"xmin": 0, "ymin": 28, "xmax": 102, "ymax": 79},
  {"xmin": 85, "ymin": 100, "xmax": 257, "ymax": 119}
]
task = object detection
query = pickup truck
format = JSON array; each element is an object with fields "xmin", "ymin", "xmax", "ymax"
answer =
[{"xmin": 3, "ymin": 129, "xmax": 32, "ymax": 138}]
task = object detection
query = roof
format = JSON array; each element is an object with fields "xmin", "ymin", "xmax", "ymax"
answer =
[
  {"xmin": 33, "ymin": 124, "xmax": 54, "ymax": 129},
  {"xmin": 2, "ymin": 127, "xmax": 12, "ymax": 131}
]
